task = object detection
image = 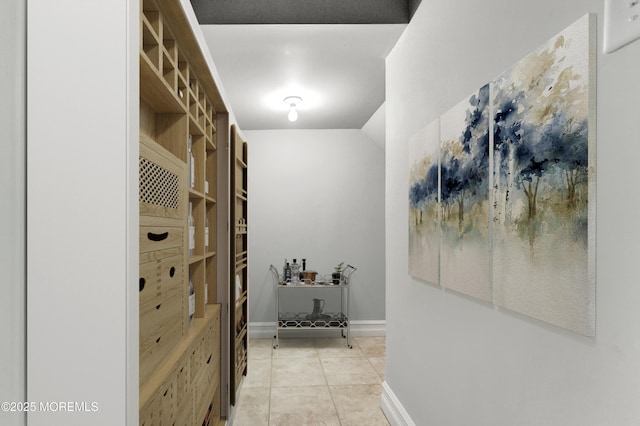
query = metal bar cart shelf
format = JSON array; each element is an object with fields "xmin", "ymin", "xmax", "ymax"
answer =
[{"xmin": 270, "ymin": 264, "xmax": 356, "ymax": 349}]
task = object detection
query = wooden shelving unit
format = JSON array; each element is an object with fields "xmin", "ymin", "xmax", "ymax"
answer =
[
  {"xmin": 230, "ymin": 125, "xmax": 249, "ymax": 406},
  {"xmin": 138, "ymin": 0, "xmax": 228, "ymax": 424}
]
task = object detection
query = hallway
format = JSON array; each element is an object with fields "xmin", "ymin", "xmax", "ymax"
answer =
[{"xmin": 233, "ymin": 336, "xmax": 389, "ymax": 425}]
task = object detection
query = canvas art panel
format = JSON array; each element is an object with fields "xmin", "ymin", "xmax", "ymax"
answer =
[
  {"xmin": 491, "ymin": 14, "xmax": 596, "ymax": 336},
  {"xmin": 407, "ymin": 14, "xmax": 596, "ymax": 336},
  {"xmin": 439, "ymin": 84, "xmax": 492, "ymax": 302},
  {"xmin": 408, "ymin": 119, "xmax": 440, "ymax": 284}
]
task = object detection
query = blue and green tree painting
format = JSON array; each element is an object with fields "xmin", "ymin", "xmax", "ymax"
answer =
[
  {"xmin": 439, "ymin": 84, "xmax": 491, "ymax": 302},
  {"xmin": 492, "ymin": 14, "xmax": 595, "ymax": 336},
  {"xmin": 408, "ymin": 120, "xmax": 440, "ymax": 284}
]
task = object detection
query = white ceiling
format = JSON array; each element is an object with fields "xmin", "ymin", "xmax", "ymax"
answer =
[{"xmin": 200, "ymin": 24, "xmax": 406, "ymax": 130}]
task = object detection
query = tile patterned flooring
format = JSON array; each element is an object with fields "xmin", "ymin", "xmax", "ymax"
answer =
[{"xmin": 232, "ymin": 336, "xmax": 389, "ymax": 426}]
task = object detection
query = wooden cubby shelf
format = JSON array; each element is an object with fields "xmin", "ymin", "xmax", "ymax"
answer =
[{"xmin": 139, "ymin": 0, "xmax": 228, "ymax": 424}]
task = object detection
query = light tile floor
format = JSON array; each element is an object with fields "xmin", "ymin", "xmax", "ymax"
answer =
[{"xmin": 232, "ymin": 336, "xmax": 389, "ymax": 426}]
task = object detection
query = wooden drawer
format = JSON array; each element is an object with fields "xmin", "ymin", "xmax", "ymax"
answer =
[
  {"xmin": 140, "ymin": 296, "xmax": 182, "ymax": 386},
  {"xmin": 194, "ymin": 317, "xmax": 219, "ymax": 418},
  {"xmin": 140, "ymin": 134, "xmax": 186, "ymax": 222},
  {"xmin": 140, "ymin": 254, "xmax": 183, "ymax": 316},
  {"xmin": 199, "ymin": 326, "xmax": 211, "ymax": 359},
  {"xmin": 141, "ymin": 348, "xmax": 193, "ymax": 426},
  {"xmin": 174, "ymin": 347, "xmax": 194, "ymax": 426},
  {"xmin": 189, "ymin": 338, "xmax": 203, "ymax": 384},
  {"xmin": 140, "ymin": 226, "xmax": 183, "ymax": 256},
  {"xmin": 202, "ymin": 350, "xmax": 216, "ymax": 396},
  {"xmin": 200, "ymin": 347, "xmax": 215, "ymax": 383},
  {"xmin": 159, "ymin": 254, "xmax": 183, "ymax": 302},
  {"xmin": 140, "ymin": 320, "xmax": 182, "ymax": 387},
  {"xmin": 140, "ymin": 294, "xmax": 182, "ymax": 348},
  {"xmin": 195, "ymin": 377, "xmax": 216, "ymax": 426},
  {"xmin": 174, "ymin": 352, "xmax": 190, "ymax": 403},
  {"xmin": 158, "ymin": 374, "xmax": 178, "ymax": 426},
  {"xmin": 140, "ymin": 261, "xmax": 161, "ymax": 315}
]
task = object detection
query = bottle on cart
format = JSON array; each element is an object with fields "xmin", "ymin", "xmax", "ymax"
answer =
[
  {"xmin": 282, "ymin": 259, "xmax": 287, "ymax": 281},
  {"xmin": 291, "ymin": 259, "xmax": 301, "ymax": 284},
  {"xmin": 301, "ymin": 258, "xmax": 307, "ymax": 281},
  {"xmin": 284, "ymin": 262, "xmax": 292, "ymax": 283}
]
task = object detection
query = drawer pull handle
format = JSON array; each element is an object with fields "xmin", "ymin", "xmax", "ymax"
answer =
[
  {"xmin": 147, "ymin": 231, "xmax": 169, "ymax": 242},
  {"xmin": 139, "ymin": 278, "xmax": 146, "ymax": 292},
  {"xmin": 156, "ymin": 304, "xmax": 161, "ymax": 310},
  {"xmin": 169, "ymin": 267, "xmax": 176, "ymax": 277},
  {"xmin": 156, "ymin": 336, "xmax": 161, "ymax": 343},
  {"xmin": 206, "ymin": 354, "xmax": 212, "ymax": 364}
]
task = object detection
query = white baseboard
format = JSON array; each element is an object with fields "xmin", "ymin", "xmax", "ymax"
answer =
[
  {"xmin": 380, "ymin": 381, "xmax": 416, "ymax": 426},
  {"xmin": 248, "ymin": 320, "xmax": 386, "ymax": 339},
  {"xmin": 348, "ymin": 320, "xmax": 386, "ymax": 336}
]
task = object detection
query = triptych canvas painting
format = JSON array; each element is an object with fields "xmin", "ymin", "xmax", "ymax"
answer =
[{"xmin": 408, "ymin": 14, "xmax": 596, "ymax": 336}]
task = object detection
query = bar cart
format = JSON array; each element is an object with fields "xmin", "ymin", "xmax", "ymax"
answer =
[{"xmin": 269, "ymin": 264, "xmax": 357, "ymax": 349}]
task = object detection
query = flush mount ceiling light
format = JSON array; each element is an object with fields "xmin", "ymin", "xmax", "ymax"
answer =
[{"xmin": 283, "ymin": 96, "xmax": 302, "ymax": 122}]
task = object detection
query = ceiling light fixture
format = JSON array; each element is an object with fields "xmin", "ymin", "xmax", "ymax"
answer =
[{"xmin": 284, "ymin": 96, "xmax": 302, "ymax": 122}]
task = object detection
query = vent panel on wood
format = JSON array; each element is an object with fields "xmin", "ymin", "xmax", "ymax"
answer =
[{"xmin": 140, "ymin": 156, "xmax": 180, "ymax": 209}]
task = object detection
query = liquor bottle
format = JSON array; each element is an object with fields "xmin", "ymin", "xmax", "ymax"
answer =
[
  {"xmin": 291, "ymin": 259, "xmax": 300, "ymax": 284},
  {"xmin": 284, "ymin": 262, "xmax": 291, "ymax": 283},
  {"xmin": 188, "ymin": 134, "xmax": 195, "ymax": 189},
  {"xmin": 188, "ymin": 202, "xmax": 195, "ymax": 257},
  {"xmin": 282, "ymin": 259, "xmax": 287, "ymax": 280},
  {"xmin": 188, "ymin": 269, "xmax": 195, "ymax": 322}
]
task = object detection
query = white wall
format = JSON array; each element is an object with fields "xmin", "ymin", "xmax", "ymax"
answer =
[
  {"xmin": 243, "ymin": 129, "xmax": 385, "ymax": 328},
  {"xmin": 362, "ymin": 103, "xmax": 386, "ymax": 151},
  {"xmin": 385, "ymin": 1, "xmax": 640, "ymax": 425},
  {"xmin": 1, "ymin": 1, "xmax": 25, "ymax": 425},
  {"xmin": 27, "ymin": 1, "xmax": 138, "ymax": 424}
]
